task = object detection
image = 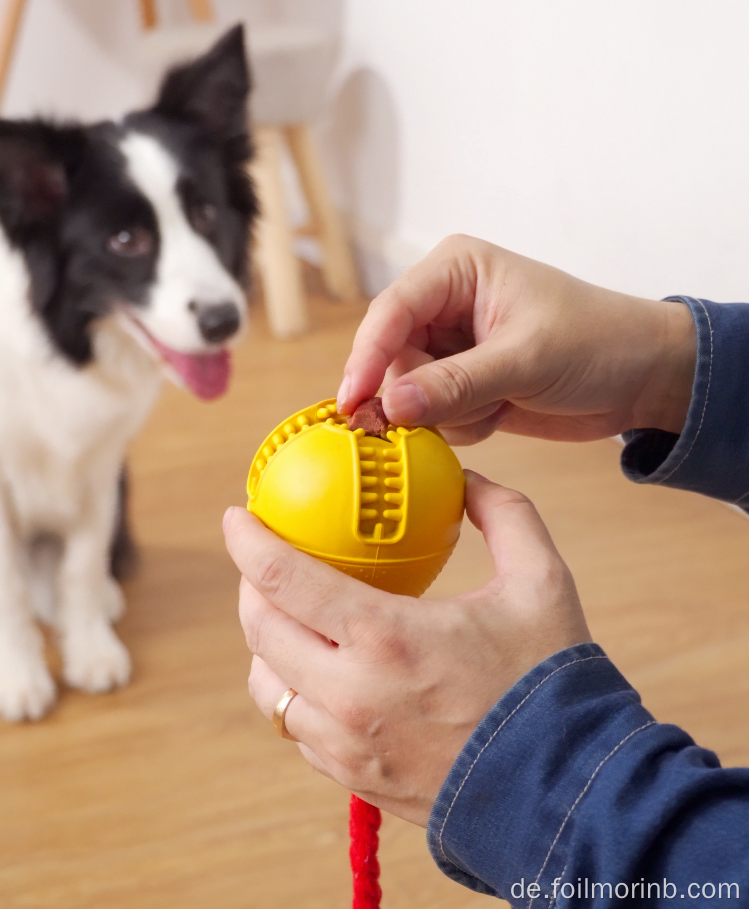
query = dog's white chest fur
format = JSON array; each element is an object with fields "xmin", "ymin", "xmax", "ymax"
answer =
[
  {"xmin": 0, "ymin": 231, "xmax": 161, "ymax": 535},
  {"xmin": 0, "ymin": 230, "xmax": 165, "ymax": 721}
]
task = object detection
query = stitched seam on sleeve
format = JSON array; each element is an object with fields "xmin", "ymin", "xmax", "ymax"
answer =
[
  {"xmin": 528, "ymin": 721, "xmax": 657, "ymax": 909},
  {"xmin": 547, "ymin": 861, "xmax": 569, "ymax": 909},
  {"xmin": 436, "ymin": 654, "xmax": 608, "ymax": 874},
  {"xmin": 655, "ymin": 299, "xmax": 712, "ymax": 484}
]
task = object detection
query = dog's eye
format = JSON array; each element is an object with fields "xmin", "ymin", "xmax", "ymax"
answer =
[
  {"xmin": 191, "ymin": 202, "xmax": 217, "ymax": 235},
  {"xmin": 107, "ymin": 228, "xmax": 154, "ymax": 258}
]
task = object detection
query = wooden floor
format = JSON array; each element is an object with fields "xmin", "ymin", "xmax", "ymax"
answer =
[{"xmin": 2, "ymin": 281, "xmax": 749, "ymax": 909}]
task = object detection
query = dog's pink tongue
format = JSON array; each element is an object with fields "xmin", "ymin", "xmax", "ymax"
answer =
[{"xmin": 152, "ymin": 340, "xmax": 231, "ymax": 400}]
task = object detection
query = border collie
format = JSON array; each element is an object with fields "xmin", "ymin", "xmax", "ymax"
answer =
[{"xmin": 0, "ymin": 26, "xmax": 258, "ymax": 721}]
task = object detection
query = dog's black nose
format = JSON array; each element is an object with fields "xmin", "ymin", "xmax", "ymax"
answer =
[{"xmin": 196, "ymin": 302, "xmax": 240, "ymax": 344}]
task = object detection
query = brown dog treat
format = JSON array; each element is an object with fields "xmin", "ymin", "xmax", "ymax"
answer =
[{"xmin": 347, "ymin": 397, "xmax": 390, "ymax": 436}]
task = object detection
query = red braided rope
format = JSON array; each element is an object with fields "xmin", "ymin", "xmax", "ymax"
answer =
[{"xmin": 349, "ymin": 794, "xmax": 382, "ymax": 908}]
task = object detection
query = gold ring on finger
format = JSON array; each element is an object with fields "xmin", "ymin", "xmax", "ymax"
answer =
[{"xmin": 272, "ymin": 688, "xmax": 299, "ymax": 742}]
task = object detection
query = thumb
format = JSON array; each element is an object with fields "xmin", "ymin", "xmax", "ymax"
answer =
[
  {"xmin": 381, "ymin": 339, "xmax": 516, "ymax": 427},
  {"xmin": 463, "ymin": 470, "xmax": 560, "ymax": 576}
]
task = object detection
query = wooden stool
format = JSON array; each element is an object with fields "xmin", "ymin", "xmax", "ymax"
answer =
[{"xmin": 253, "ymin": 122, "xmax": 361, "ymax": 337}]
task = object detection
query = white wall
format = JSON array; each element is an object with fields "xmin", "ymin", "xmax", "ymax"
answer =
[
  {"xmin": 4, "ymin": 1, "xmax": 749, "ymax": 303},
  {"xmin": 321, "ymin": 1, "xmax": 749, "ymax": 301}
]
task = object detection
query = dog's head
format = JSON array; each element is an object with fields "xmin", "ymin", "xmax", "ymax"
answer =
[{"xmin": 0, "ymin": 25, "xmax": 257, "ymax": 400}]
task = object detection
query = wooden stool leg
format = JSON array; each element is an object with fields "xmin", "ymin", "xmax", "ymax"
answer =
[
  {"xmin": 187, "ymin": 0, "xmax": 214, "ymax": 23},
  {"xmin": 251, "ymin": 127, "xmax": 309, "ymax": 338},
  {"xmin": 285, "ymin": 124, "xmax": 362, "ymax": 303},
  {"xmin": 0, "ymin": 0, "xmax": 28, "ymax": 105},
  {"xmin": 139, "ymin": 0, "xmax": 158, "ymax": 30}
]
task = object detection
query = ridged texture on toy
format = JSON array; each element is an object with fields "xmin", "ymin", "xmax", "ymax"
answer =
[{"xmin": 247, "ymin": 399, "xmax": 465, "ymax": 597}]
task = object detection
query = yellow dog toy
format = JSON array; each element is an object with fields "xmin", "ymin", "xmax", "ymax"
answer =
[{"xmin": 247, "ymin": 398, "xmax": 465, "ymax": 597}]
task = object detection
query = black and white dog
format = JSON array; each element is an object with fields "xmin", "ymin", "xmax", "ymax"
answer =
[{"xmin": 0, "ymin": 26, "xmax": 258, "ymax": 721}]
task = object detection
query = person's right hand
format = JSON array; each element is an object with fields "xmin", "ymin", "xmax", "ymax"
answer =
[{"xmin": 337, "ymin": 235, "xmax": 697, "ymax": 445}]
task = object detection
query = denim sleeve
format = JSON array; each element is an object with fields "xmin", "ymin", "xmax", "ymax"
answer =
[
  {"xmin": 621, "ymin": 297, "xmax": 749, "ymax": 510},
  {"xmin": 427, "ymin": 643, "xmax": 749, "ymax": 906}
]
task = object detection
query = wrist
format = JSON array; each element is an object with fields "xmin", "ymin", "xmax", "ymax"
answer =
[{"xmin": 632, "ymin": 299, "xmax": 697, "ymax": 434}]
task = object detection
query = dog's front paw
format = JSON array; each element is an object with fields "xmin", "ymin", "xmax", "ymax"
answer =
[
  {"xmin": 103, "ymin": 578, "xmax": 126, "ymax": 623},
  {"xmin": 62, "ymin": 620, "xmax": 131, "ymax": 693},
  {"xmin": 0, "ymin": 640, "xmax": 56, "ymax": 722}
]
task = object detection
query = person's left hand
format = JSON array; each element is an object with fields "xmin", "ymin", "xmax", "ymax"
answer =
[{"xmin": 224, "ymin": 472, "xmax": 590, "ymax": 827}]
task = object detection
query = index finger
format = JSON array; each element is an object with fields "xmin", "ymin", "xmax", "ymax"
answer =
[
  {"xmin": 223, "ymin": 506, "xmax": 378, "ymax": 646},
  {"xmin": 337, "ymin": 236, "xmax": 480, "ymax": 413}
]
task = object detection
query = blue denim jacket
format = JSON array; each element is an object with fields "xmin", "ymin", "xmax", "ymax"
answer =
[{"xmin": 427, "ymin": 297, "xmax": 749, "ymax": 906}]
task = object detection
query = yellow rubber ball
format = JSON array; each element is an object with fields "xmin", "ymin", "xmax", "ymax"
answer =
[{"xmin": 247, "ymin": 399, "xmax": 465, "ymax": 597}]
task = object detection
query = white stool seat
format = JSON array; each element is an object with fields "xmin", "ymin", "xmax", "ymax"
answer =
[
  {"xmin": 139, "ymin": 23, "xmax": 337, "ymax": 126},
  {"xmin": 249, "ymin": 24, "xmax": 337, "ymax": 126}
]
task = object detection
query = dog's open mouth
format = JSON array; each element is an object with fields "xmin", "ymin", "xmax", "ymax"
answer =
[{"xmin": 126, "ymin": 316, "xmax": 232, "ymax": 401}]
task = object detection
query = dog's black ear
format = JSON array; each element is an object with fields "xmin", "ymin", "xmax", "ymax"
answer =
[
  {"xmin": 154, "ymin": 24, "xmax": 250, "ymax": 141},
  {"xmin": 0, "ymin": 123, "xmax": 82, "ymax": 230}
]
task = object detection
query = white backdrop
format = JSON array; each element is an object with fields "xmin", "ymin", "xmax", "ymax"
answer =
[{"xmin": 4, "ymin": 0, "xmax": 749, "ymax": 300}]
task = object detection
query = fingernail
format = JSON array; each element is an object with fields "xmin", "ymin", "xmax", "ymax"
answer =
[
  {"xmin": 383, "ymin": 383, "xmax": 428, "ymax": 424},
  {"xmin": 222, "ymin": 506, "xmax": 235, "ymax": 533},
  {"xmin": 336, "ymin": 376, "xmax": 351, "ymax": 412}
]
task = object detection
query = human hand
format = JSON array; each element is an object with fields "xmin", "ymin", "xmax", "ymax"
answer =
[
  {"xmin": 337, "ymin": 235, "xmax": 696, "ymax": 444},
  {"xmin": 224, "ymin": 472, "xmax": 590, "ymax": 827}
]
